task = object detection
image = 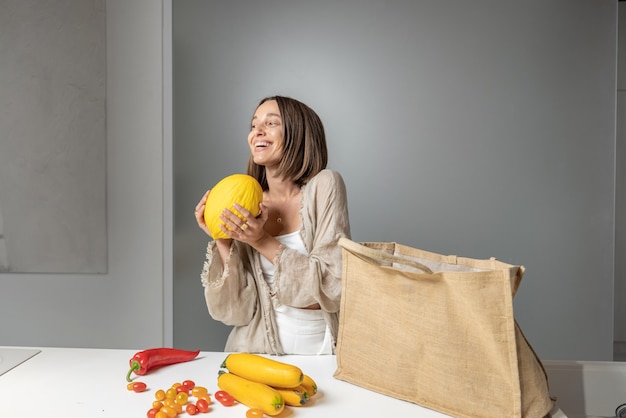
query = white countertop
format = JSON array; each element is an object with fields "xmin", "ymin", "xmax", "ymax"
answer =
[{"xmin": 0, "ymin": 346, "xmax": 568, "ymax": 418}]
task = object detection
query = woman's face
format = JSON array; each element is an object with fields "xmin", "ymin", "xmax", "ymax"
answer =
[{"xmin": 248, "ymin": 100, "xmax": 284, "ymax": 168}]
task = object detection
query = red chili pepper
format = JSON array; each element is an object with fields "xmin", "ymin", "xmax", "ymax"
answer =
[{"xmin": 125, "ymin": 347, "xmax": 200, "ymax": 381}]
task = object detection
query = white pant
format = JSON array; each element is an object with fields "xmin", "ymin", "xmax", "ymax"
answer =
[{"xmin": 274, "ymin": 305, "xmax": 332, "ymax": 355}]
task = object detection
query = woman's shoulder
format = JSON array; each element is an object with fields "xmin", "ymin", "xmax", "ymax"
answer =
[
  {"xmin": 307, "ymin": 169, "xmax": 345, "ymax": 187},
  {"xmin": 303, "ymin": 169, "xmax": 348, "ymax": 201}
]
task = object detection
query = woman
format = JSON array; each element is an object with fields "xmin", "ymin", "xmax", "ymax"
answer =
[{"xmin": 195, "ymin": 96, "xmax": 351, "ymax": 355}]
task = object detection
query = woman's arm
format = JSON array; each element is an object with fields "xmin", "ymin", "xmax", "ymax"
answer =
[
  {"xmin": 200, "ymin": 240, "xmax": 258, "ymax": 326},
  {"xmin": 273, "ymin": 170, "xmax": 351, "ymax": 312}
]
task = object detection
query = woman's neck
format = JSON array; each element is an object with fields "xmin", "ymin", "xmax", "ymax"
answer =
[
  {"xmin": 265, "ymin": 171, "xmax": 300, "ymax": 202},
  {"xmin": 262, "ymin": 171, "xmax": 302, "ymax": 236}
]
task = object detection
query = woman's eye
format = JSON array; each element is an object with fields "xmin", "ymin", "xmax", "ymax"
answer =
[{"xmin": 250, "ymin": 120, "xmax": 280, "ymax": 130}]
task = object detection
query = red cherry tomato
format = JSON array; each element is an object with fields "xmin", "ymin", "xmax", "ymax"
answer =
[
  {"xmin": 215, "ymin": 390, "xmax": 234, "ymax": 400},
  {"xmin": 246, "ymin": 408, "xmax": 265, "ymax": 418},
  {"xmin": 196, "ymin": 398, "xmax": 210, "ymax": 413},
  {"xmin": 215, "ymin": 390, "xmax": 235, "ymax": 406},
  {"xmin": 129, "ymin": 381, "xmax": 147, "ymax": 393},
  {"xmin": 186, "ymin": 403, "xmax": 198, "ymax": 415},
  {"xmin": 182, "ymin": 379, "xmax": 196, "ymax": 390},
  {"xmin": 146, "ymin": 407, "xmax": 159, "ymax": 418}
]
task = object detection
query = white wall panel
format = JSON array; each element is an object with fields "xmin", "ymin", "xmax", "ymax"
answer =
[{"xmin": 0, "ymin": 0, "xmax": 167, "ymax": 349}]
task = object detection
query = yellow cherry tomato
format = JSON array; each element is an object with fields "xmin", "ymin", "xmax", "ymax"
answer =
[
  {"xmin": 246, "ymin": 408, "xmax": 265, "ymax": 418},
  {"xmin": 191, "ymin": 386, "xmax": 208, "ymax": 397},
  {"xmin": 176, "ymin": 392, "xmax": 189, "ymax": 405},
  {"xmin": 155, "ymin": 389, "xmax": 166, "ymax": 401}
]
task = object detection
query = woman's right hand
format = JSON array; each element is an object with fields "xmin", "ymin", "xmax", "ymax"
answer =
[
  {"xmin": 194, "ymin": 190, "xmax": 211, "ymax": 236},
  {"xmin": 197, "ymin": 189, "xmax": 233, "ymax": 262}
]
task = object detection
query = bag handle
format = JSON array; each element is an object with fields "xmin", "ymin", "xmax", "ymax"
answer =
[{"xmin": 339, "ymin": 237, "xmax": 433, "ymax": 274}]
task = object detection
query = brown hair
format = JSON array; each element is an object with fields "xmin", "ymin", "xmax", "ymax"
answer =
[{"xmin": 247, "ymin": 96, "xmax": 328, "ymax": 189}]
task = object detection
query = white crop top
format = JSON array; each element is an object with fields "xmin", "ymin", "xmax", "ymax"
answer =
[
  {"xmin": 260, "ymin": 230, "xmax": 307, "ymax": 280},
  {"xmin": 260, "ymin": 230, "xmax": 332, "ymax": 355}
]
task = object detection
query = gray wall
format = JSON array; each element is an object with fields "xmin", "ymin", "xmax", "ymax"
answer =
[
  {"xmin": 0, "ymin": 0, "xmax": 619, "ymax": 361},
  {"xmin": 0, "ymin": 0, "xmax": 170, "ymax": 349},
  {"xmin": 616, "ymin": 3, "xmax": 626, "ymax": 360},
  {"xmin": 173, "ymin": 0, "xmax": 619, "ymax": 361}
]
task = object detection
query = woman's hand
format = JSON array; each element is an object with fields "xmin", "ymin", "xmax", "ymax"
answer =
[
  {"xmin": 218, "ymin": 202, "xmax": 282, "ymax": 264},
  {"xmin": 219, "ymin": 203, "xmax": 268, "ymax": 245},
  {"xmin": 194, "ymin": 190, "xmax": 211, "ymax": 236}
]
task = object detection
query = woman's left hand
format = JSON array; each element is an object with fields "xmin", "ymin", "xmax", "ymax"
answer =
[{"xmin": 219, "ymin": 203, "xmax": 268, "ymax": 244}]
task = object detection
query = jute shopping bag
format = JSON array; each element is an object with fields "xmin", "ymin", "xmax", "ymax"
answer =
[{"xmin": 334, "ymin": 238, "xmax": 554, "ymax": 418}]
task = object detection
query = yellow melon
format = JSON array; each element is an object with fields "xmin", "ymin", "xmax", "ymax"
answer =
[{"xmin": 204, "ymin": 174, "xmax": 263, "ymax": 239}]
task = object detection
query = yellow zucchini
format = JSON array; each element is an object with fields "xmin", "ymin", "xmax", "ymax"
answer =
[
  {"xmin": 222, "ymin": 352, "xmax": 303, "ymax": 388},
  {"xmin": 300, "ymin": 374, "xmax": 318, "ymax": 397},
  {"xmin": 273, "ymin": 385, "xmax": 309, "ymax": 406},
  {"xmin": 217, "ymin": 371, "xmax": 284, "ymax": 416}
]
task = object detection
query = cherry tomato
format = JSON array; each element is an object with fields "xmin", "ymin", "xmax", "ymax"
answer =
[
  {"xmin": 175, "ymin": 392, "xmax": 189, "ymax": 405},
  {"xmin": 196, "ymin": 398, "xmax": 210, "ymax": 413},
  {"xmin": 215, "ymin": 390, "xmax": 235, "ymax": 406},
  {"xmin": 128, "ymin": 381, "xmax": 147, "ymax": 393},
  {"xmin": 191, "ymin": 386, "xmax": 208, "ymax": 397},
  {"xmin": 146, "ymin": 407, "xmax": 159, "ymax": 418},
  {"xmin": 214, "ymin": 390, "xmax": 230, "ymax": 400},
  {"xmin": 246, "ymin": 408, "xmax": 265, "ymax": 418},
  {"xmin": 186, "ymin": 403, "xmax": 198, "ymax": 415},
  {"xmin": 218, "ymin": 391, "xmax": 236, "ymax": 405},
  {"xmin": 160, "ymin": 405, "xmax": 177, "ymax": 418},
  {"xmin": 154, "ymin": 389, "xmax": 166, "ymax": 401},
  {"xmin": 163, "ymin": 398, "xmax": 178, "ymax": 410},
  {"xmin": 165, "ymin": 388, "xmax": 177, "ymax": 399},
  {"xmin": 182, "ymin": 379, "xmax": 196, "ymax": 390}
]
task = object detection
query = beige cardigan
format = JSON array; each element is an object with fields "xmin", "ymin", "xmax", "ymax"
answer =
[{"xmin": 200, "ymin": 169, "xmax": 351, "ymax": 355}]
